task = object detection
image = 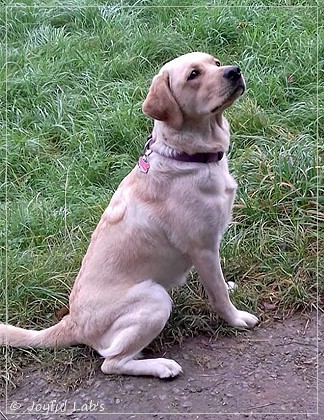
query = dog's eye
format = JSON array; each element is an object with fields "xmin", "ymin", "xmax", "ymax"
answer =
[
  {"xmin": 187, "ymin": 70, "xmax": 200, "ymax": 80},
  {"xmin": 215, "ymin": 60, "xmax": 221, "ymax": 67}
]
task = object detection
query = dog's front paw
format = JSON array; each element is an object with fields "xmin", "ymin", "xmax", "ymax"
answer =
[
  {"xmin": 226, "ymin": 281, "xmax": 237, "ymax": 293},
  {"xmin": 226, "ymin": 310, "xmax": 259, "ymax": 329}
]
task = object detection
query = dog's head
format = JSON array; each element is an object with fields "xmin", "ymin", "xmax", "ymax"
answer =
[{"xmin": 142, "ymin": 52, "xmax": 245, "ymax": 130}]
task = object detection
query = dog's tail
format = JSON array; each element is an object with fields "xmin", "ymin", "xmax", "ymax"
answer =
[{"xmin": 0, "ymin": 315, "xmax": 78, "ymax": 348}]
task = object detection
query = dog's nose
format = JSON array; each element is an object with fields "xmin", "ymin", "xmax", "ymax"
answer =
[{"xmin": 223, "ymin": 66, "xmax": 241, "ymax": 82}]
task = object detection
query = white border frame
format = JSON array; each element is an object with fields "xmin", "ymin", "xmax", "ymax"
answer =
[{"xmin": 3, "ymin": 3, "xmax": 320, "ymax": 417}]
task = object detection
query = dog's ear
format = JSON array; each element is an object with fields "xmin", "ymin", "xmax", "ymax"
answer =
[{"xmin": 142, "ymin": 71, "xmax": 183, "ymax": 130}]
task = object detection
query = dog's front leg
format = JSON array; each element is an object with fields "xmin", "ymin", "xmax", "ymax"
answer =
[{"xmin": 190, "ymin": 249, "xmax": 258, "ymax": 328}]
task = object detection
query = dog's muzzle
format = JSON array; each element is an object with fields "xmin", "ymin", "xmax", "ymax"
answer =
[
  {"xmin": 223, "ymin": 66, "xmax": 245, "ymax": 95},
  {"xmin": 223, "ymin": 66, "xmax": 242, "ymax": 82}
]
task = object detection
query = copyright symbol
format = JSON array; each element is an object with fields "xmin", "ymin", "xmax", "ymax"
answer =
[{"xmin": 9, "ymin": 401, "xmax": 22, "ymax": 411}]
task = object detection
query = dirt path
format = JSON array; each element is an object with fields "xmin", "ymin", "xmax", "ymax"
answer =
[{"xmin": 1, "ymin": 312, "xmax": 322, "ymax": 420}]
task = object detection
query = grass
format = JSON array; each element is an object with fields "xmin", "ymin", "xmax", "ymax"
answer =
[{"xmin": 1, "ymin": 1, "xmax": 323, "ymax": 390}]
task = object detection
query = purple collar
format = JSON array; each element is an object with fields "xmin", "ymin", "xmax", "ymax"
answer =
[
  {"xmin": 138, "ymin": 135, "xmax": 224, "ymax": 173},
  {"xmin": 172, "ymin": 150, "xmax": 224, "ymax": 163},
  {"xmin": 147, "ymin": 135, "xmax": 223, "ymax": 163}
]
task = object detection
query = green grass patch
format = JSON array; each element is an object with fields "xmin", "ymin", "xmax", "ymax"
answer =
[{"xmin": 1, "ymin": 1, "xmax": 323, "ymax": 390}]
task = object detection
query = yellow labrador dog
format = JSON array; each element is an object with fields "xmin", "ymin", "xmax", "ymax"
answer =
[{"xmin": 1, "ymin": 52, "xmax": 258, "ymax": 378}]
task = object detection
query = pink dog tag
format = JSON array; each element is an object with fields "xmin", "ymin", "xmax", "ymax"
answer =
[{"xmin": 138, "ymin": 156, "xmax": 150, "ymax": 173}]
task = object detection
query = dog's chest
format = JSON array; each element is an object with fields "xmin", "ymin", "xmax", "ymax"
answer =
[
  {"xmin": 189, "ymin": 164, "xmax": 236, "ymax": 211},
  {"xmin": 166, "ymin": 165, "xmax": 237, "ymax": 248}
]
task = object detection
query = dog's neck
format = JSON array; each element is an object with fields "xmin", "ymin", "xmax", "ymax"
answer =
[
  {"xmin": 145, "ymin": 135, "xmax": 224, "ymax": 163},
  {"xmin": 151, "ymin": 113, "xmax": 230, "ymax": 156}
]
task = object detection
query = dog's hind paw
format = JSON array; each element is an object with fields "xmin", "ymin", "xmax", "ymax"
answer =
[{"xmin": 154, "ymin": 358, "xmax": 183, "ymax": 379}]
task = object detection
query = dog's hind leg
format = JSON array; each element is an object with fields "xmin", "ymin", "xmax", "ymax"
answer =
[{"xmin": 98, "ymin": 280, "xmax": 182, "ymax": 378}]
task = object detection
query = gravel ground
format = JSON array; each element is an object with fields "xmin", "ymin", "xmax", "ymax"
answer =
[{"xmin": 1, "ymin": 312, "xmax": 322, "ymax": 420}]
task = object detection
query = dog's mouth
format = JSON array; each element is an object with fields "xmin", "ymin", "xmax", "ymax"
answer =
[
  {"xmin": 227, "ymin": 82, "xmax": 245, "ymax": 101},
  {"xmin": 211, "ymin": 84, "xmax": 245, "ymax": 113},
  {"xmin": 233, "ymin": 83, "xmax": 245, "ymax": 97}
]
